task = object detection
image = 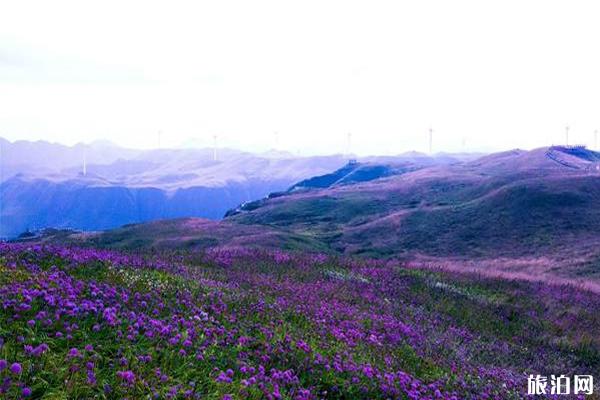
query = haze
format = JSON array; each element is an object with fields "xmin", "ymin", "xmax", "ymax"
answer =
[{"xmin": 2, "ymin": 0, "xmax": 600, "ymax": 155}]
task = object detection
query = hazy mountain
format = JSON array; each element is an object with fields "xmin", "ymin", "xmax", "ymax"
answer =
[
  {"xmin": 0, "ymin": 139, "xmax": 344, "ymax": 237},
  {"xmin": 0, "ymin": 138, "xmax": 141, "ymax": 179},
  {"xmin": 0, "ymin": 138, "xmax": 460, "ymax": 238}
]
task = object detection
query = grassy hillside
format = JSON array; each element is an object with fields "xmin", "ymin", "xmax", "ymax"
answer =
[
  {"xmin": 228, "ymin": 147, "xmax": 600, "ymax": 261},
  {"xmin": 27, "ymin": 218, "xmax": 327, "ymax": 253}
]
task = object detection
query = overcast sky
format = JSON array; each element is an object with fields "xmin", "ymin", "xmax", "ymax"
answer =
[{"xmin": 1, "ymin": 1, "xmax": 600, "ymax": 155}]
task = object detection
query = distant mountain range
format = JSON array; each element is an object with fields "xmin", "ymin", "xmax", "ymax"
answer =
[
  {"xmin": 0, "ymin": 138, "xmax": 469, "ymax": 238},
  {"xmin": 33, "ymin": 145, "xmax": 600, "ymax": 282}
]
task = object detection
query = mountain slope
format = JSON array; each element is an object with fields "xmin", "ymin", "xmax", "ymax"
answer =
[
  {"xmin": 0, "ymin": 176, "xmax": 296, "ymax": 237},
  {"xmin": 29, "ymin": 218, "xmax": 325, "ymax": 251},
  {"xmin": 227, "ymin": 147, "xmax": 600, "ymax": 257}
]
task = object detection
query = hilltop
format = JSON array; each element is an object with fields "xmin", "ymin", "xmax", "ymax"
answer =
[{"xmin": 227, "ymin": 146, "xmax": 600, "ymax": 257}]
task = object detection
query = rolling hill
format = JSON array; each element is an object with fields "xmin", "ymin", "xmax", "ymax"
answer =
[
  {"xmin": 32, "ymin": 146, "xmax": 600, "ymax": 283},
  {"xmin": 224, "ymin": 147, "xmax": 600, "ymax": 256}
]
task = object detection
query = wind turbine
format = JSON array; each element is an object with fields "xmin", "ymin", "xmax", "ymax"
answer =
[
  {"xmin": 428, "ymin": 127, "xmax": 433, "ymax": 154},
  {"xmin": 82, "ymin": 145, "xmax": 87, "ymax": 176},
  {"xmin": 213, "ymin": 135, "xmax": 218, "ymax": 161},
  {"xmin": 565, "ymin": 125, "xmax": 570, "ymax": 146}
]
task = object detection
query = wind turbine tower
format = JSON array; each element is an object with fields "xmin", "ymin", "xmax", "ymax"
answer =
[
  {"xmin": 82, "ymin": 146, "xmax": 87, "ymax": 176},
  {"xmin": 565, "ymin": 125, "xmax": 570, "ymax": 146},
  {"xmin": 428, "ymin": 127, "xmax": 433, "ymax": 154},
  {"xmin": 213, "ymin": 135, "xmax": 218, "ymax": 161},
  {"xmin": 594, "ymin": 129, "xmax": 598, "ymax": 150}
]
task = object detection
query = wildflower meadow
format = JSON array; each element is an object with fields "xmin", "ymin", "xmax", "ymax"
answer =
[{"xmin": 0, "ymin": 243, "xmax": 598, "ymax": 399}]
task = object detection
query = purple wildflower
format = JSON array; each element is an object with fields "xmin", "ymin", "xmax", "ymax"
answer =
[
  {"xmin": 117, "ymin": 370, "xmax": 136, "ymax": 385},
  {"xmin": 67, "ymin": 348, "xmax": 81, "ymax": 358},
  {"xmin": 10, "ymin": 363, "xmax": 22, "ymax": 375}
]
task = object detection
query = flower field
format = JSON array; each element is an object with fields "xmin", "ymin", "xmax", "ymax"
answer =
[{"xmin": 0, "ymin": 243, "xmax": 598, "ymax": 399}]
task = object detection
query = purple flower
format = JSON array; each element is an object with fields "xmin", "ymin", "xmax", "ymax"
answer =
[
  {"xmin": 22, "ymin": 387, "xmax": 32, "ymax": 397},
  {"xmin": 32, "ymin": 343, "xmax": 49, "ymax": 357},
  {"xmin": 216, "ymin": 371, "xmax": 232, "ymax": 384},
  {"xmin": 296, "ymin": 340, "xmax": 312, "ymax": 353},
  {"xmin": 362, "ymin": 364, "xmax": 375, "ymax": 379},
  {"xmin": 10, "ymin": 363, "xmax": 22, "ymax": 375},
  {"xmin": 87, "ymin": 371, "xmax": 97, "ymax": 385},
  {"xmin": 117, "ymin": 370, "xmax": 136, "ymax": 385},
  {"xmin": 67, "ymin": 348, "xmax": 81, "ymax": 358},
  {"xmin": 0, "ymin": 360, "xmax": 7, "ymax": 371}
]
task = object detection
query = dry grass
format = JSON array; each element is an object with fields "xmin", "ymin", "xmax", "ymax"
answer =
[{"xmin": 408, "ymin": 253, "xmax": 600, "ymax": 294}]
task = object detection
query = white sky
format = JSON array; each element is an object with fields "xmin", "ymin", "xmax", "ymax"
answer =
[{"xmin": 1, "ymin": 0, "xmax": 600, "ymax": 155}]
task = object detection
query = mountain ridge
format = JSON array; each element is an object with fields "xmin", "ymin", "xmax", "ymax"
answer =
[{"xmin": 1, "ymin": 138, "xmax": 464, "ymax": 237}]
